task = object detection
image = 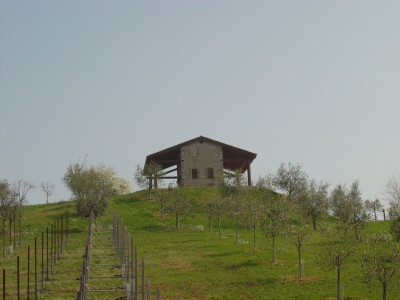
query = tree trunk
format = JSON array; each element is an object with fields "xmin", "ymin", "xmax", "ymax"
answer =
[
  {"xmin": 253, "ymin": 222, "xmax": 256, "ymax": 252},
  {"xmin": 2, "ymin": 220, "xmax": 5, "ymax": 257},
  {"xmin": 175, "ymin": 212, "xmax": 179, "ymax": 231},
  {"xmin": 312, "ymin": 217, "xmax": 317, "ymax": 231},
  {"xmin": 272, "ymin": 235, "xmax": 276, "ymax": 262},
  {"xmin": 382, "ymin": 282, "xmax": 387, "ymax": 300},
  {"xmin": 374, "ymin": 208, "xmax": 377, "ymax": 221},
  {"xmin": 9, "ymin": 218, "xmax": 12, "ymax": 247},
  {"xmin": 337, "ymin": 266, "xmax": 341, "ymax": 300},
  {"xmin": 297, "ymin": 242, "xmax": 302, "ymax": 278},
  {"xmin": 235, "ymin": 217, "xmax": 239, "ymax": 244},
  {"xmin": 218, "ymin": 214, "xmax": 221, "ymax": 238}
]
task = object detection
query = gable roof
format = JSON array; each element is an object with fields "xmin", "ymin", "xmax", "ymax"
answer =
[{"xmin": 145, "ymin": 136, "xmax": 257, "ymax": 171}]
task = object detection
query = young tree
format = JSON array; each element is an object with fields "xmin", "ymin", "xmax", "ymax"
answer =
[
  {"xmin": 267, "ymin": 162, "xmax": 308, "ymax": 201},
  {"xmin": 364, "ymin": 198, "xmax": 383, "ymax": 221},
  {"xmin": 63, "ymin": 162, "xmax": 132, "ymax": 218},
  {"xmin": 164, "ymin": 185, "xmax": 191, "ymax": 231},
  {"xmin": 134, "ymin": 162, "xmax": 163, "ymax": 198},
  {"xmin": 362, "ymin": 233, "xmax": 400, "ymax": 300},
  {"xmin": 320, "ymin": 224, "xmax": 357, "ymax": 300},
  {"xmin": 285, "ymin": 206, "xmax": 312, "ymax": 278},
  {"xmin": 220, "ymin": 172, "xmax": 245, "ymax": 243},
  {"xmin": 259, "ymin": 191, "xmax": 289, "ymax": 262},
  {"xmin": 330, "ymin": 181, "xmax": 369, "ymax": 240},
  {"xmin": 298, "ymin": 180, "xmax": 329, "ymax": 230},
  {"xmin": 41, "ymin": 181, "xmax": 55, "ymax": 204},
  {"xmin": 241, "ymin": 189, "xmax": 262, "ymax": 252},
  {"xmin": 11, "ymin": 179, "xmax": 34, "ymax": 246},
  {"xmin": 0, "ymin": 180, "xmax": 17, "ymax": 256},
  {"xmin": 209, "ymin": 194, "xmax": 227, "ymax": 238}
]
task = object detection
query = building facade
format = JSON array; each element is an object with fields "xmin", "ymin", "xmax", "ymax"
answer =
[{"xmin": 144, "ymin": 136, "xmax": 257, "ymax": 187}]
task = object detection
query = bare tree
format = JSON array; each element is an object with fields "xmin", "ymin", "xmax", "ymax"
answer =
[
  {"xmin": 11, "ymin": 179, "xmax": 34, "ymax": 246},
  {"xmin": 41, "ymin": 181, "xmax": 55, "ymax": 204},
  {"xmin": 12, "ymin": 179, "xmax": 34, "ymax": 205}
]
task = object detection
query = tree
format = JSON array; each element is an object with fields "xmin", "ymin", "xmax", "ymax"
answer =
[
  {"xmin": 298, "ymin": 180, "xmax": 329, "ymax": 230},
  {"xmin": 267, "ymin": 162, "xmax": 308, "ymax": 201},
  {"xmin": 362, "ymin": 233, "xmax": 400, "ymax": 300},
  {"xmin": 365, "ymin": 198, "xmax": 383, "ymax": 221},
  {"xmin": 164, "ymin": 185, "xmax": 191, "ymax": 231},
  {"xmin": 285, "ymin": 205, "xmax": 312, "ymax": 278},
  {"xmin": 63, "ymin": 162, "xmax": 132, "ymax": 218},
  {"xmin": 320, "ymin": 224, "xmax": 357, "ymax": 300},
  {"xmin": 241, "ymin": 188, "xmax": 262, "ymax": 252},
  {"xmin": 259, "ymin": 190, "xmax": 289, "ymax": 262},
  {"xmin": 41, "ymin": 181, "xmax": 55, "ymax": 204},
  {"xmin": 134, "ymin": 162, "xmax": 163, "ymax": 198},
  {"xmin": 208, "ymin": 194, "xmax": 227, "ymax": 238},
  {"xmin": 11, "ymin": 179, "xmax": 33, "ymax": 247},
  {"xmin": 0, "ymin": 180, "xmax": 17, "ymax": 256},
  {"xmin": 385, "ymin": 175, "xmax": 400, "ymax": 240},
  {"xmin": 330, "ymin": 181, "xmax": 369, "ymax": 240}
]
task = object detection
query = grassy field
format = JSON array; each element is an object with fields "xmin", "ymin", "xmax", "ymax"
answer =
[{"xmin": 1, "ymin": 187, "xmax": 398, "ymax": 299}]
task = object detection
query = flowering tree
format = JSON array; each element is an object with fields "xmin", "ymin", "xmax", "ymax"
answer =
[{"xmin": 63, "ymin": 162, "xmax": 132, "ymax": 218}]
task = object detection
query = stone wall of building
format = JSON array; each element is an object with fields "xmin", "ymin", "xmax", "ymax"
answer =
[{"xmin": 180, "ymin": 140, "xmax": 223, "ymax": 186}]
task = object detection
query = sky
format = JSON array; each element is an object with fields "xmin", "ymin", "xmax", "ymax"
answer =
[{"xmin": 1, "ymin": 1, "xmax": 399, "ymax": 209}]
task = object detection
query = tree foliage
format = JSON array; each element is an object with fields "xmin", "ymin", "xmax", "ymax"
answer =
[
  {"xmin": 320, "ymin": 223, "xmax": 358, "ymax": 300},
  {"xmin": 63, "ymin": 162, "xmax": 132, "ymax": 218},
  {"xmin": 164, "ymin": 185, "xmax": 191, "ymax": 231},
  {"xmin": 267, "ymin": 162, "xmax": 308, "ymax": 201},
  {"xmin": 330, "ymin": 181, "xmax": 369, "ymax": 240},
  {"xmin": 298, "ymin": 179, "xmax": 329, "ymax": 230},
  {"xmin": 364, "ymin": 198, "xmax": 383, "ymax": 221},
  {"xmin": 259, "ymin": 191, "xmax": 290, "ymax": 262},
  {"xmin": 362, "ymin": 233, "xmax": 400, "ymax": 300}
]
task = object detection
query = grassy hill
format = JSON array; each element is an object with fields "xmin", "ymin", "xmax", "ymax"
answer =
[{"xmin": 1, "ymin": 187, "xmax": 398, "ymax": 299}]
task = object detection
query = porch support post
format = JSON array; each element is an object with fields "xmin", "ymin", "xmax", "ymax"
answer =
[{"xmin": 247, "ymin": 163, "xmax": 252, "ymax": 186}]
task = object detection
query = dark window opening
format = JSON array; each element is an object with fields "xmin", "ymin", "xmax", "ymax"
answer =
[
  {"xmin": 207, "ymin": 168, "xmax": 214, "ymax": 179},
  {"xmin": 192, "ymin": 168, "xmax": 198, "ymax": 179}
]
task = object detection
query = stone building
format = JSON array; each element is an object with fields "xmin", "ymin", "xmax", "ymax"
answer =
[{"xmin": 144, "ymin": 136, "xmax": 257, "ymax": 187}]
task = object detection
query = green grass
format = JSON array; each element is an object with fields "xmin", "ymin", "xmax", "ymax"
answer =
[{"xmin": 1, "ymin": 187, "xmax": 399, "ymax": 299}]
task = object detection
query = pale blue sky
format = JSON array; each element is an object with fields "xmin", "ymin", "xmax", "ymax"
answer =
[{"xmin": 1, "ymin": 1, "xmax": 399, "ymax": 207}]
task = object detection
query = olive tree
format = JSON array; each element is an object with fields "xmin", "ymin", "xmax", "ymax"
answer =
[
  {"xmin": 285, "ymin": 205, "xmax": 312, "ymax": 278},
  {"xmin": 259, "ymin": 191, "xmax": 289, "ymax": 262},
  {"xmin": 63, "ymin": 162, "xmax": 132, "ymax": 218},
  {"xmin": 364, "ymin": 198, "xmax": 383, "ymax": 221},
  {"xmin": 320, "ymin": 224, "xmax": 357, "ymax": 300},
  {"xmin": 164, "ymin": 185, "xmax": 191, "ymax": 231},
  {"xmin": 267, "ymin": 162, "xmax": 308, "ymax": 201},
  {"xmin": 362, "ymin": 233, "xmax": 400, "ymax": 300},
  {"xmin": 298, "ymin": 180, "xmax": 329, "ymax": 230},
  {"xmin": 330, "ymin": 181, "xmax": 369, "ymax": 240}
]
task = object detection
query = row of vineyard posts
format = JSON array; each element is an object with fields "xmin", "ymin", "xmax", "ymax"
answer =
[
  {"xmin": 1, "ymin": 211, "xmax": 69, "ymax": 299},
  {"xmin": 76, "ymin": 210, "xmax": 161, "ymax": 300}
]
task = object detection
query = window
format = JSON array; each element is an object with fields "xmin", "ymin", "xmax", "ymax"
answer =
[
  {"xmin": 207, "ymin": 168, "xmax": 214, "ymax": 179},
  {"xmin": 192, "ymin": 168, "xmax": 198, "ymax": 179}
]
